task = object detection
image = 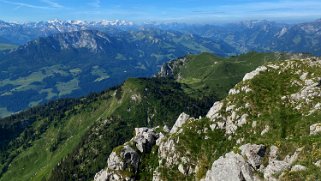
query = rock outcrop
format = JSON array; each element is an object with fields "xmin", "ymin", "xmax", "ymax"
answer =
[
  {"xmin": 94, "ymin": 128, "xmax": 159, "ymax": 181},
  {"xmin": 242, "ymin": 66, "xmax": 267, "ymax": 81},
  {"xmin": 156, "ymin": 57, "xmax": 188, "ymax": 78},
  {"xmin": 203, "ymin": 144, "xmax": 303, "ymax": 181},
  {"xmin": 263, "ymin": 146, "xmax": 303, "ymax": 180},
  {"xmin": 170, "ymin": 112, "xmax": 190, "ymax": 133},
  {"xmin": 203, "ymin": 152, "xmax": 254, "ymax": 181},
  {"xmin": 310, "ymin": 123, "xmax": 321, "ymax": 135},
  {"xmin": 240, "ymin": 144, "xmax": 266, "ymax": 169}
]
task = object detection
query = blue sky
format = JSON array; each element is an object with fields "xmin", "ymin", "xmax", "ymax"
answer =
[{"xmin": 0, "ymin": 0, "xmax": 321, "ymax": 23}]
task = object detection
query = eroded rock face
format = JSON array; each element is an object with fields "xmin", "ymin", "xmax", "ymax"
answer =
[
  {"xmin": 133, "ymin": 127, "xmax": 159, "ymax": 153},
  {"xmin": 157, "ymin": 113, "xmax": 195, "ymax": 174},
  {"xmin": 202, "ymin": 144, "xmax": 304, "ymax": 181},
  {"xmin": 108, "ymin": 146, "xmax": 139, "ymax": 171},
  {"xmin": 170, "ymin": 112, "xmax": 190, "ymax": 133},
  {"xmin": 157, "ymin": 57, "xmax": 187, "ymax": 78},
  {"xmin": 263, "ymin": 146, "xmax": 303, "ymax": 181},
  {"xmin": 240, "ymin": 144, "xmax": 266, "ymax": 169},
  {"xmin": 202, "ymin": 144, "xmax": 267, "ymax": 181},
  {"xmin": 203, "ymin": 152, "xmax": 254, "ymax": 181},
  {"xmin": 158, "ymin": 138, "xmax": 179, "ymax": 167},
  {"xmin": 206, "ymin": 101, "xmax": 223, "ymax": 120},
  {"xmin": 94, "ymin": 128, "xmax": 159, "ymax": 181},
  {"xmin": 94, "ymin": 145, "xmax": 139, "ymax": 181}
]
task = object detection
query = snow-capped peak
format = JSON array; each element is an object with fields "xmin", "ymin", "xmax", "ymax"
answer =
[
  {"xmin": 69, "ymin": 20, "xmax": 86, "ymax": 25},
  {"xmin": 95, "ymin": 19, "xmax": 134, "ymax": 26}
]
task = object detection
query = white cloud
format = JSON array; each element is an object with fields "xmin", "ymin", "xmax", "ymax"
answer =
[
  {"xmin": 0, "ymin": 0, "xmax": 50, "ymax": 9},
  {"xmin": 41, "ymin": 0, "xmax": 63, "ymax": 8}
]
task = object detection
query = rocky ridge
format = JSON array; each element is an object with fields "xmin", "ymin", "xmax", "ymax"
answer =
[{"xmin": 95, "ymin": 57, "xmax": 321, "ymax": 180}]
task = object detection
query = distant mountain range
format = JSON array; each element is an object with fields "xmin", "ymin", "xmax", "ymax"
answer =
[
  {"xmin": 158, "ymin": 19, "xmax": 321, "ymax": 56},
  {"xmin": 0, "ymin": 29, "xmax": 234, "ymax": 117},
  {"xmin": 0, "ymin": 18, "xmax": 321, "ymax": 117},
  {"xmin": 1, "ymin": 19, "xmax": 321, "ymax": 56},
  {"xmin": 0, "ymin": 19, "xmax": 135, "ymax": 44}
]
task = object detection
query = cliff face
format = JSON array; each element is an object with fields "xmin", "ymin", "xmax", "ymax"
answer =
[
  {"xmin": 156, "ymin": 57, "xmax": 189, "ymax": 79},
  {"xmin": 95, "ymin": 57, "xmax": 321, "ymax": 180}
]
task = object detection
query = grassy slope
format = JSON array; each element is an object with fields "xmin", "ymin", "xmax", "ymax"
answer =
[
  {"xmin": 174, "ymin": 52, "xmax": 309, "ymax": 99},
  {"xmin": 0, "ymin": 78, "xmax": 214, "ymax": 181},
  {"xmin": 0, "ymin": 93, "xmax": 113, "ymax": 181}
]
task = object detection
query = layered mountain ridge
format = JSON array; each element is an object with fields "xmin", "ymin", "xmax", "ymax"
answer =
[
  {"xmin": 1, "ymin": 18, "xmax": 321, "ymax": 117},
  {"xmin": 0, "ymin": 29, "xmax": 234, "ymax": 117},
  {"xmin": 1, "ymin": 19, "xmax": 321, "ymax": 56},
  {"xmin": 159, "ymin": 19, "xmax": 321, "ymax": 56}
]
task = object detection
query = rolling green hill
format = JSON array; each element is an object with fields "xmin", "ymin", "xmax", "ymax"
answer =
[{"xmin": 158, "ymin": 52, "xmax": 311, "ymax": 99}]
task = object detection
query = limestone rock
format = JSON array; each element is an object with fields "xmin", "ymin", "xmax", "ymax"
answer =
[
  {"xmin": 264, "ymin": 146, "xmax": 303, "ymax": 180},
  {"xmin": 314, "ymin": 160, "xmax": 321, "ymax": 168},
  {"xmin": 264, "ymin": 160, "xmax": 291, "ymax": 181},
  {"xmin": 203, "ymin": 152, "xmax": 254, "ymax": 181},
  {"xmin": 261, "ymin": 125, "xmax": 270, "ymax": 136},
  {"xmin": 170, "ymin": 112, "xmax": 190, "ymax": 133},
  {"xmin": 229, "ymin": 88, "xmax": 240, "ymax": 95},
  {"xmin": 269, "ymin": 145, "xmax": 279, "ymax": 160},
  {"xmin": 163, "ymin": 125, "xmax": 170, "ymax": 132},
  {"xmin": 310, "ymin": 123, "xmax": 321, "ymax": 135},
  {"xmin": 157, "ymin": 57, "xmax": 187, "ymax": 78},
  {"xmin": 108, "ymin": 146, "xmax": 139, "ymax": 171},
  {"xmin": 94, "ymin": 127, "xmax": 159, "ymax": 181},
  {"xmin": 291, "ymin": 165, "xmax": 307, "ymax": 172},
  {"xmin": 107, "ymin": 152, "xmax": 125, "ymax": 170},
  {"xmin": 240, "ymin": 144, "xmax": 266, "ymax": 169},
  {"xmin": 243, "ymin": 66, "xmax": 267, "ymax": 81},
  {"xmin": 206, "ymin": 101, "xmax": 223, "ymax": 120},
  {"xmin": 178, "ymin": 164, "xmax": 186, "ymax": 175},
  {"xmin": 134, "ymin": 127, "xmax": 149, "ymax": 136},
  {"xmin": 156, "ymin": 132, "xmax": 165, "ymax": 146},
  {"xmin": 94, "ymin": 170, "xmax": 108, "ymax": 181},
  {"xmin": 158, "ymin": 138, "xmax": 179, "ymax": 166},
  {"xmin": 133, "ymin": 128, "xmax": 159, "ymax": 153}
]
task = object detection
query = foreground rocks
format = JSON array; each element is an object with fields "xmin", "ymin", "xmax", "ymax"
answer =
[
  {"xmin": 94, "ymin": 128, "xmax": 159, "ymax": 181},
  {"xmin": 95, "ymin": 58, "xmax": 321, "ymax": 180},
  {"xmin": 203, "ymin": 144, "xmax": 303, "ymax": 181},
  {"xmin": 202, "ymin": 152, "xmax": 254, "ymax": 181}
]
